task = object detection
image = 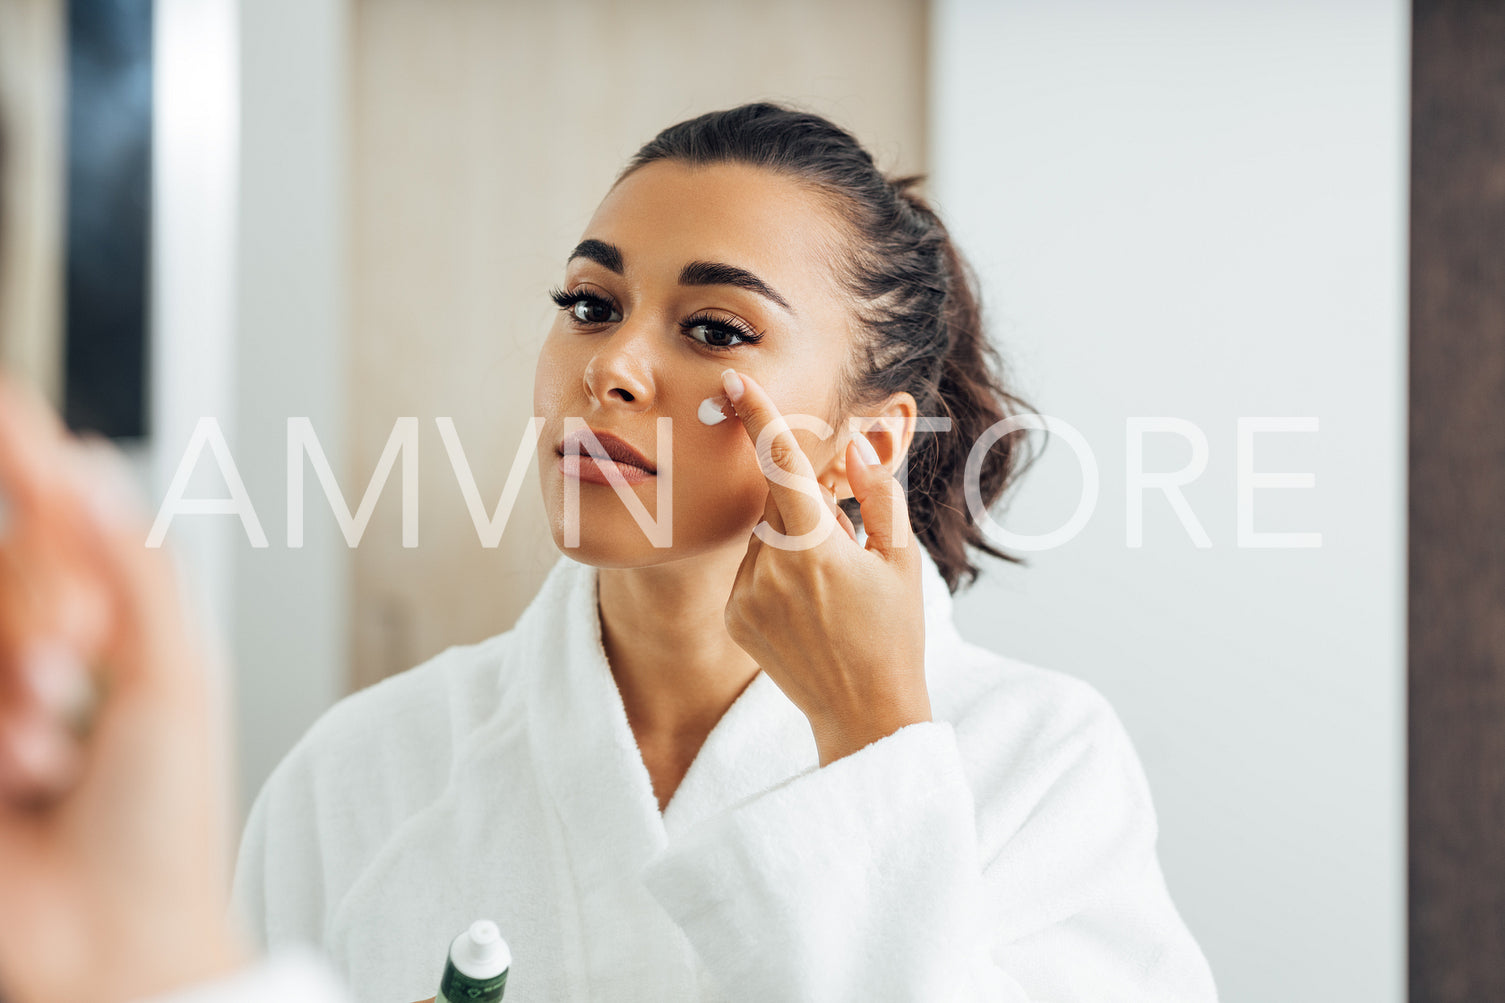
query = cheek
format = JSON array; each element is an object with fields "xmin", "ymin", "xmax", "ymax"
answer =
[
  {"xmin": 532, "ymin": 336, "xmax": 571, "ymax": 414},
  {"xmin": 668, "ymin": 429, "xmax": 774, "ymax": 534},
  {"xmin": 669, "ymin": 397, "xmax": 842, "ymax": 521}
]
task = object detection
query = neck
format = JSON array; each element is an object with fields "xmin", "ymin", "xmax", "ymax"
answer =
[{"xmin": 596, "ymin": 546, "xmax": 764, "ymax": 745}]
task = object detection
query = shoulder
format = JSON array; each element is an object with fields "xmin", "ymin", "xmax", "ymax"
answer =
[
  {"xmin": 259, "ymin": 628, "xmax": 525, "ymax": 814},
  {"xmin": 913, "ymin": 554, "xmax": 1138, "ymax": 798},
  {"xmin": 928, "ymin": 635, "xmax": 1159, "ymax": 869},
  {"xmin": 920, "ymin": 638, "xmax": 1216, "ymax": 994},
  {"xmin": 933, "ymin": 637, "xmax": 1130, "ymax": 757},
  {"xmin": 235, "ymin": 555, "xmax": 586, "ymax": 938},
  {"xmin": 232, "ymin": 628, "xmax": 528, "ymax": 928}
]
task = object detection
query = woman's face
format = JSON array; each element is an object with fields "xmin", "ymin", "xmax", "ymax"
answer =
[{"xmin": 534, "ymin": 159, "xmax": 860, "ymax": 568}]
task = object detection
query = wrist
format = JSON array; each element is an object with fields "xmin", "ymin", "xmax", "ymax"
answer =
[{"xmin": 809, "ymin": 698, "xmax": 932, "ymax": 767}]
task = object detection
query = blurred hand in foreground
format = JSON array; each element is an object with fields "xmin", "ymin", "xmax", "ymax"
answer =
[{"xmin": 0, "ymin": 374, "xmax": 251, "ymax": 1003}]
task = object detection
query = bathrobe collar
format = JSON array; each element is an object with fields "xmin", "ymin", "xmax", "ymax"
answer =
[{"xmin": 518, "ymin": 544, "xmax": 961, "ymax": 891}]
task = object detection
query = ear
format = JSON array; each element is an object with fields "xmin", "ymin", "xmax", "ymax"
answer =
[{"xmin": 816, "ymin": 391, "xmax": 918, "ymax": 500}]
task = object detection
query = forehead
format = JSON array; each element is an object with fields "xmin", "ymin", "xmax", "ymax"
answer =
[{"xmin": 580, "ymin": 160, "xmax": 849, "ymax": 311}]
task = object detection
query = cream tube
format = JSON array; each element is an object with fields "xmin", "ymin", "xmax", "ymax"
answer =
[{"xmin": 436, "ymin": 919, "xmax": 511, "ymax": 1002}]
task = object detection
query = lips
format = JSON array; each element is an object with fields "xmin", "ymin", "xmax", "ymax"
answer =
[{"xmin": 556, "ymin": 427, "xmax": 657, "ymax": 474}]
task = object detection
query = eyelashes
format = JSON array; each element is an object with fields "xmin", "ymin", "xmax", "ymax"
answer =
[
  {"xmin": 548, "ymin": 285, "xmax": 618, "ymax": 324},
  {"xmin": 547, "ymin": 285, "xmax": 765, "ymax": 353}
]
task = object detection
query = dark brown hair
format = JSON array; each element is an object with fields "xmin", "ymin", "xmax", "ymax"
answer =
[{"xmin": 617, "ymin": 101, "xmax": 1040, "ymax": 593}]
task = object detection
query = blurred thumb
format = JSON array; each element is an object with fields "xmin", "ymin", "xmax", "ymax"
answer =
[{"xmin": 63, "ymin": 439, "xmax": 212, "ymax": 695}]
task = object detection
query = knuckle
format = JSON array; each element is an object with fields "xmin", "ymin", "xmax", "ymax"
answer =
[
  {"xmin": 766, "ymin": 437, "xmax": 800, "ymax": 472},
  {"xmin": 723, "ymin": 598, "xmax": 752, "ymax": 641}
]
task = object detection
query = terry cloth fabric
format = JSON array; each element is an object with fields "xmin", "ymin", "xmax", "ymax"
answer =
[{"xmin": 231, "ymin": 547, "xmax": 1220, "ymax": 1002}]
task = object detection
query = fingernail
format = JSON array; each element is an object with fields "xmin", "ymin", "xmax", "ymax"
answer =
[
  {"xmin": 1, "ymin": 714, "xmax": 75, "ymax": 790},
  {"xmin": 698, "ymin": 395, "xmax": 729, "ymax": 426},
  {"xmin": 721, "ymin": 368, "xmax": 745, "ymax": 403},
  {"xmin": 21, "ymin": 640, "xmax": 95, "ymax": 725},
  {"xmin": 853, "ymin": 433, "xmax": 880, "ymax": 467}
]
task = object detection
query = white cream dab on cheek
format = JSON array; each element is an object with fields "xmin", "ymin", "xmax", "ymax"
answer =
[{"xmin": 698, "ymin": 395, "xmax": 732, "ymax": 425}]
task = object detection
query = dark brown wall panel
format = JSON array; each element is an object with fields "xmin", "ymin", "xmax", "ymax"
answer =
[{"xmin": 1408, "ymin": 1, "xmax": 1505, "ymax": 999}]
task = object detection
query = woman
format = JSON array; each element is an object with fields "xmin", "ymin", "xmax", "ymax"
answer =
[{"xmin": 232, "ymin": 103, "xmax": 1219, "ymax": 1001}]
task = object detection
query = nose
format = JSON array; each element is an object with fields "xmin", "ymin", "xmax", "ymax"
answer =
[{"xmin": 582, "ymin": 321, "xmax": 656, "ymax": 408}]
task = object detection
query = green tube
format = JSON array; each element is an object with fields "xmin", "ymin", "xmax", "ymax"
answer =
[{"xmin": 437, "ymin": 919, "xmax": 511, "ymax": 1003}]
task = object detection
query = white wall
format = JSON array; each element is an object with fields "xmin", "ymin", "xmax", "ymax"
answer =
[
  {"xmin": 152, "ymin": 0, "xmax": 349, "ymax": 822},
  {"xmin": 230, "ymin": 0, "xmax": 349, "ymax": 822},
  {"xmin": 151, "ymin": 0, "xmax": 239, "ymax": 680},
  {"xmin": 931, "ymin": 2, "xmax": 1408, "ymax": 1001}
]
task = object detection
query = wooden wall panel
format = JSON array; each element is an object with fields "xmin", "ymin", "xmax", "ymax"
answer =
[{"xmin": 1408, "ymin": 1, "xmax": 1505, "ymax": 999}]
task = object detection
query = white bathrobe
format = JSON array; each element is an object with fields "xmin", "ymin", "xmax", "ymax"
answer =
[{"xmin": 230, "ymin": 547, "xmax": 1219, "ymax": 1003}]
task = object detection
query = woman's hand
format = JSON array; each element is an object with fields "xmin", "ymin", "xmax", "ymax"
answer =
[
  {"xmin": 0, "ymin": 375, "xmax": 250, "ymax": 1003},
  {"xmin": 719, "ymin": 368, "xmax": 932, "ymax": 766}
]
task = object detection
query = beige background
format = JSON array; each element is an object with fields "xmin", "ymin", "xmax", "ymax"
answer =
[
  {"xmin": 0, "ymin": 0, "xmax": 63, "ymax": 403},
  {"xmin": 345, "ymin": 0, "xmax": 929, "ymax": 690}
]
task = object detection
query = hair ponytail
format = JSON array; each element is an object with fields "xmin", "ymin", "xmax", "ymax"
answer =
[
  {"xmin": 621, "ymin": 102, "xmax": 1041, "ymax": 593},
  {"xmin": 876, "ymin": 177, "xmax": 1038, "ymax": 592}
]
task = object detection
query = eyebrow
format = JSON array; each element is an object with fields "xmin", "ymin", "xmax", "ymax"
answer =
[{"xmin": 566, "ymin": 238, "xmax": 795, "ymax": 316}]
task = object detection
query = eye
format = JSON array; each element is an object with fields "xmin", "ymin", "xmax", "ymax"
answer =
[
  {"xmin": 681, "ymin": 312, "xmax": 765, "ymax": 352},
  {"xmin": 547, "ymin": 286, "xmax": 766, "ymax": 352},
  {"xmin": 549, "ymin": 286, "xmax": 621, "ymax": 325}
]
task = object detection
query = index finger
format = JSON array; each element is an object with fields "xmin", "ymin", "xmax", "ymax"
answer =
[{"xmin": 721, "ymin": 368, "xmax": 830, "ymax": 539}]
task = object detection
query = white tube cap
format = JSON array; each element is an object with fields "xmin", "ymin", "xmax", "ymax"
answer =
[{"xmin": 450, "ymin": 919, "xmax": 512, "ymax": 979}]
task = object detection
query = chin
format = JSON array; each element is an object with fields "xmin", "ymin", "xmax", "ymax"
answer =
[
  {"xmin": 538, "ymin": 460, "xmax": 766, "ymax": 568},
  {"xmin": 547, "ymin": 534, "xmax": 655, "ymax": 569},
  {"xmin": 542, "ymin": 506, "xmax": 759, "ymax": 571},
  {"xmin": 539, "ymin": 490, "xmax": 666, "ymax": 568}
]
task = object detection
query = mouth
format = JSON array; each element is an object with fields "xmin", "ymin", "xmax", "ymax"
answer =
[{"xmin": 556, "ymin": 427, "xmax": 657, "ymax": 482}]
